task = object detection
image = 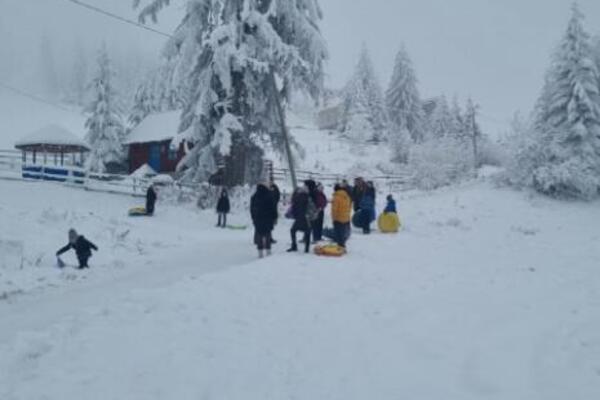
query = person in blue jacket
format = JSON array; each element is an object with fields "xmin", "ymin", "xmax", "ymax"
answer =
[
  {"xmin": 384, "ymin": 194, "xmax": 397, "ymax": 213},
  {"xmin": 358, "ymin": 186, "xmax": 376, "ymax": 234}
]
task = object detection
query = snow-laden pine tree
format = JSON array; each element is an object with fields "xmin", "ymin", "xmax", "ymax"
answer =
[
  {"xmin": 134, "ymin": 0, "xmax": 327, "ymax": 185},
  {"xmin": 341, "ymin": 46, "xmax": 388, "ymax": 143},
  {"xmin": 386, "ymin": 46, "xmax": 424, "ymax": 143},
  {"xmin": 128, "ymin": 80, "xmax": 156, "ymax": 128},
  {"xmin": 529, "ymin": 4, "xmax": 600, "ymax": 198},
  {"xmin": 427, "ymin": 96, "xmax": 454, "ymax": 140},
  {"xmin": 463, "ymin": 98, "xmax": 482, "ymax": 168},
  {"xmin": 84, "ymin": 45, "xmax": 125, "ymax": 173},
  {"xmin": 450, "ymin": 96, "xmax": 465, "ymax": 138}
]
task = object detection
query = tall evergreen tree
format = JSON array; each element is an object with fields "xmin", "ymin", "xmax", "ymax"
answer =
[
  {"xmin": 134, "ymin": 0, "xmax": 327, "ymax": 185},
  {"xmin": 427, "ymin": 96, "xmax": 454, "ymax": 140},
  {"xmin": 463, "ymin": 98, "xmax": 482, "ymax": 168},
  {"xmin": 128, "ymin": 80, "xmax": 156, "ymax": 128},
  {"xmin": 341, "ymin": 46, "xmax": 388, "ymax": 143},
  {"xmin": 84, "ymin": 45, "xmax": 125, "ymax": 173},
  {"xmin": 385, "ymin": 46, "xmax": 424, "ymax": 142},
  {"xmin": 530, "ymin": 4, "xmax": 600, "ymax": 198}
]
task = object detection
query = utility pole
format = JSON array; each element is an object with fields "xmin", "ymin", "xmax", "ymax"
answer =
[{"xmin": 269, "ymin": 68, "xmax": 298, "ymax": 189}]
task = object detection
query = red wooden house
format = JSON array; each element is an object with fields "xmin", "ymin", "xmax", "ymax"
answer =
[{"xmin": 125, "ymin": 111, "xmax": 188, "ymax": 174}]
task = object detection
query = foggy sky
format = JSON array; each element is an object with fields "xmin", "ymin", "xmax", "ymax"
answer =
[{"xmin": 2, "ymin": 0, "xmax": 600, "ymax": 136}]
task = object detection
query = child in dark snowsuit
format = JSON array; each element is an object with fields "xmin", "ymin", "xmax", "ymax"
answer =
[
  {"xmin": 56, "ymin": 229, "xmax": 98, "ymax": 269},
  {"xmin": 216, "ymin": 189, "xmax": 230, "ymax": 228}
]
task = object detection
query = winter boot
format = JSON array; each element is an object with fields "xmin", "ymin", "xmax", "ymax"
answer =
[{"xmin": 259, "ymin": 249, "xmax": 265, "ymax": 258}]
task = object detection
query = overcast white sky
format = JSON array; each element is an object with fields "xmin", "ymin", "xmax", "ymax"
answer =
[{"xmin": 1, "ymin": 0, "xmax": 600, "ymax": 135}]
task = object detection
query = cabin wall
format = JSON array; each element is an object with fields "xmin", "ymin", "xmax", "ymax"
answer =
[{"xmin": 129, "ymin": 140, "xmax": 187, "ymax": 174}]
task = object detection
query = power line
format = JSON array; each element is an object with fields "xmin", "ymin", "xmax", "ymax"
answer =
[
  {"xmin": 63, "ymin": 0, "xmax": 173, "ymax": 38},
  {"xmin": 0, "ymin": 81, "xmax": 73, "ymax": 112}
]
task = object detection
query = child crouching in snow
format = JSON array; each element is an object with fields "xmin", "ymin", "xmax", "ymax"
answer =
[{"xmin": 56, "ymin": 229, "xmax": 98, "ymax": 269}]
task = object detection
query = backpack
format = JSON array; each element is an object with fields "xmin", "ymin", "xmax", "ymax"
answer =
[{"xmin": 306, "ymin": 197, "xmax": 320, "ymax": 222}]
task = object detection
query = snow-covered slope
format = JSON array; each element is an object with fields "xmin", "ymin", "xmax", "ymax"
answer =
[
  {"xmin": 0, "ymin": 92, "xmax": 86, "ymax": 149},
  {"xmin": 0, "ymin": 178, "xmax": 598, "ymax": 399},
  {"xmin": 269, "ymin": 112, "xmax": 397, "ymax": 180}
]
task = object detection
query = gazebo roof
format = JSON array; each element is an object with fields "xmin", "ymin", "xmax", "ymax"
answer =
[{"xmin": 15, "ymin": 124, "xmax": 89, "ymax": 152}]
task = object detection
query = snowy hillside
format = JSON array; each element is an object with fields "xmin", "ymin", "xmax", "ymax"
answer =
[
  {"xmin": 0, "ymin": 92, "xmax": 85, "ymax": 149},
  {"xmin": 1, "ymin": 177, "xmax": 599, "ymax": 399}
]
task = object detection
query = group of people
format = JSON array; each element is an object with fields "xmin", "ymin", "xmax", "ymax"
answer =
[{"xmin": 243, "ymin": 177, "xmax": 397, "ymax": 258}]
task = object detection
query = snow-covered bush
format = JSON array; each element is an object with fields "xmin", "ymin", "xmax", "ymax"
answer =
[
  {"xmin": 408, "ymin": 137, "xmax": 473, "ymax": 190},
  {"xmin": 533, "ymin": 158, "xmax": 600, "ymax": 199}
]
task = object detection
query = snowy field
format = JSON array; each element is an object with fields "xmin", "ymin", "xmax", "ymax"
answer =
[{"xmin": 1, "ymin": 177, "xmax": 599, "ymax": 399}]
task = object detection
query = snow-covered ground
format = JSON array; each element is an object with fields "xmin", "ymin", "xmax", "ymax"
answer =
[{"xmin": 1, "ymin": 177, "xmax": 599, "ymax": 399}]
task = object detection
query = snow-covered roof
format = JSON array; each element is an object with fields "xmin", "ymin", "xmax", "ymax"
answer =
[
  {"xmin": 14, "ymin": 124, "xmax": 89, "ymax": 150},
  {"xmin": 125, "ymin": 111, "xmax": 182, "ymax": 145}
]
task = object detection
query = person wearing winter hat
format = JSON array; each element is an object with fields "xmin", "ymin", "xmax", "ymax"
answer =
[
  {"xmin": 384, "ymin": 194, "xmax": 397, "ymax": 214},
  {"xmin": 56, "ymin": 229, "xmax": 98, "ymax": 269}
]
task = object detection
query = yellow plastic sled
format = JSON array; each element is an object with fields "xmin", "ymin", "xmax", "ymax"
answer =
[
  {"xmin": 378, "ymin": 212, "xmax": 401, "ymax": 233},
  {"xmin": 128, "ymin": 206, "xmax": 148, "ymax": 217},
  {"xmin": 314, "ymin": 243, "xmax": 347, "ymax": 257}
]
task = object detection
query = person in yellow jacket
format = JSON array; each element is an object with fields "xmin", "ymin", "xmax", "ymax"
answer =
[{"xmin": 331, "ymin": 184, "xmax": 352, "ymax": 248}]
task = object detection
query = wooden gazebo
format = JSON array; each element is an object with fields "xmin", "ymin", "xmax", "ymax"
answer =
[
  {"xmin": 15, "ymin": 124, "xmax": 89, "ymax": 166},
  {"xmin": 14, "ymin": 125, "xmax": 90, "ymax": 182}
]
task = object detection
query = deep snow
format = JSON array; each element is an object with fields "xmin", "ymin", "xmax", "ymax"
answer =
[{"xmin": 0, "ymin": 176, "xmax": 599, "ymax": 399}]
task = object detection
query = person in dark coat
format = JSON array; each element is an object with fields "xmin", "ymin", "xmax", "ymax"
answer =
[
  {"xmin": 287, "ymin": 185, "xmax": 311, "ymax": 253},
  {"xmin": 56, "ymin": 228, "xmax": 98, "ymax": 269},
  {"xmin": 250, "ymin": 184, "xmax": 278, "ymax": 258},
  {"xmin": 146, "ymin": 184, "xmax": 157, "ymax": 216},
  {"xmin": 312, "ymin": 183, "xmax": 328, "ymax": 242},
  {"xmin": 352, "ymin": 178, "xmax": 366, "ymax": 212},
  {"xmin": 216, "ymin": 189, "xmax": 230, "ymax": 228},
  {"xmin": 355, "ymin": 184, "xmax": 376, "ymax": 234},
  {"xmin": 269, "ymin": 182, "xmax": 281, "ymax": 243}
]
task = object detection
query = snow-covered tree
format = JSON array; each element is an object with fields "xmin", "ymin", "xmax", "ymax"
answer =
[
  {"xmin": 84, "ymin": 45, "xmax": 125, "ymax": 173},
  {"xmin": 427, "ymin": 96, "xmax": 454, "ymax": 140},
  {"xmin": 135, "ymin": 0, "xmax": 327, "ymax": 185},
  {"xmin": 128, "ymin": 80, "xmax": 156, "ymax": 128},
  {"xmin": 450, "ymin": 96, "xmax": 465, "ymax": 138},
  {"xmin": 463, "ymin": 98, "xmax": 482, "ymax": 168},
  {"xmin": 386, "ymin": 46, "xmax": 424, "ymax": 143},
  {"xmin": 528, "ymin": 4, "xmax": 600, "ymax": 198},
  {"xmin": 341, "ymin": 46, "xmax": 388, "ymax": 143}
]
